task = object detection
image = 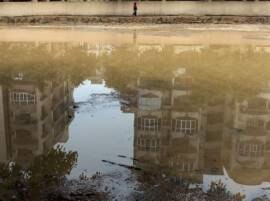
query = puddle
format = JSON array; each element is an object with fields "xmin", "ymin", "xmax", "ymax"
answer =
[{"xmin": 0, "ymin": 26, "xmax": 270, "ymax": 201}]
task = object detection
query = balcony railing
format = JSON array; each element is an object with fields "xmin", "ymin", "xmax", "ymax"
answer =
[
  {"xmin": 240, "ymin": 105, "xmax": 269, "ymax": 115},
  {"xmin": 13, "ymin": 137, "xmax": 38, "ymax": 150},
  {"xmin": 14, "ymin": 117, "xmax": 37, "ymax": 125}
]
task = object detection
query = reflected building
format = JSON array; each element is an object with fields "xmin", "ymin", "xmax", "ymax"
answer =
[
  {"xmin": 121, "ymin": 68, "xmax": 270, "ymax": 189},
  {"xmin": 203, "ymin": 97, "xmax": 232, "ymax": 176},
  {"xmin": 0, "ymin": 72, "xmax": 74, "ymax": 166},
  {"xmin": 223, "ymin": 83, "xmax": 270, "ymax": 185},
  {"xmin": 122, "ymin": 68, "xmax": 205, "ymax": 182}
]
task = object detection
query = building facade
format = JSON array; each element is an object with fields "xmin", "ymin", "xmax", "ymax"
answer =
[{"xmin": 0, "ymin": 72, "xmax": 74, "ymax": 166}]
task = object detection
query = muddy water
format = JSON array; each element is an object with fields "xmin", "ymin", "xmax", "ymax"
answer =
[{"xmin": 1, "ymin": 25, "xmax": 270, "ymax": 200}]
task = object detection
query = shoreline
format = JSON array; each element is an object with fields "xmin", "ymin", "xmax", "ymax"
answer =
[
  {"xmin": 1, "ymin": 15, "xmax": 270, "ymax": 25},
  {"xmin": 1, "ymin": 24, "xmax": 270, "ymax": 46}
]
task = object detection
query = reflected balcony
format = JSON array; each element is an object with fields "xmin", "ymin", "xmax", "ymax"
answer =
[
  {"xmin": 238, "ymin": 128, "xmax": 267, "ymax": 137},
  {"xmin": 11, "ymin": 104, "xmax": 37, "ymax": 113},
  {"xmin": 235, "ymin": 158, "xmax": 264, "ymax": 169},
  {"xmin": 16, "ymin": 149, "xmax": 34, "ymax": 166},
  {"xmin": 173, "ymin": 98, "xmax": 199, "ymax": 112},
  {"xmin": 139, "ymin": 79, "xmax": 172, "ymax": 90},
  {"xmin": 13, "ymin": 114, "xmax": 37, "ymax": 130},
  {"xmin": 169, "ymin": 138, "xmax": 198, "ymax": 155},
  {"xmin": 240, "ymin": 97, "xmax": 270, "ymax": 115},
  {"xmin": 138, "ymin": 93, "xmax": 161, "ymax": 110},
  {"xmin": 240, "ymin": 105, "xmax": 270, "ymax": 115},
  {"xmin": 13, "ymin": 136, "xmax": 38, "ymax": 150},
  {"xmin": 14, "ymin": 117, "xmax": 37, "ymax": 125}
]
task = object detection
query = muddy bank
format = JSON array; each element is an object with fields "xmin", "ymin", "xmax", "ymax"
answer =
[
  {"xmin": 56, "ymin": 171, "xmax": 256, "ymax": 201},
  {"xmin": 1, "ymin": 15, "xmax": 270, "ymax": 25}
]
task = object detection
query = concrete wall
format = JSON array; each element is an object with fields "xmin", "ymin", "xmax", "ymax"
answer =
[{"xmin": 1, "ymin": 1, "xmax": 270, "ymax": 17}]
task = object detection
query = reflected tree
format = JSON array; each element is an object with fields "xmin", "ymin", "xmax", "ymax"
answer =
[
  {"xmin": 0, "ymin": 145, "xmax": 78, "ymax": 201},
  {"xmin": 0, "ymin": 43, "xmax": 98, "ymax": 87},
  {"xmin": 2, "ymin": 42, "xmax": 270, "ymax": 102},
  {"xmin": 207, "ymin": 180, "xmax": 245, "ymax": 201},
  {"xmin": 101, "ymin": 45, "xmax": 270, "ymax": 103}
]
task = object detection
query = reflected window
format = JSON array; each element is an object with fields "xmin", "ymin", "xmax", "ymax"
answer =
[
  {"xmin": 172, "ymin": 117, "xmax": 197, "ymax": 134},
  {"xmin": 144, "ymin": 119, "xmax": 157, "ymax": 131},
  {"xmin": 137, "ymin": 117, "xmax": 161, "ymax": 131},
  {"xmin": 13, "ymin": 72, "xmax": 24, "ymax": 81},
  {"xmin": 136, "ymin": 138, "xmax": 160, "ymax": 152},
  {"xmin": 247, "ymin": 118, "xmax": 264, "ymax": 129},
  {"xmin": 10, "ymin": 92, "xmax": 36, "ymax": 105},
  {"xmin": 169, "ymin": 160, "xmax": 194, "ymax": 172},
  {"xmin": 238, "ymin": 143, "xmax": 264, "ymax": 157},
  {"xmin": 183, "ymin": 162, "xmax": 194, "ymax": 172}
]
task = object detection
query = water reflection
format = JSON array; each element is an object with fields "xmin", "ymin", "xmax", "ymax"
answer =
[
  {"xmin": 0, "ymin": 65, "xmax": 74, "ymax": 167},
  {"xmin": 1, "ymin": 38, "xmax": 270, "ymax": 200},
  {"xmin": 124, "ymin": 72, "xmax": 270, "ymax": 184},
  {"xmin": 0, "ymin": 53, "xmax": 78, "ymax": 200},
  {"xmin": 128, "ymin": 73, "xmax": 203, "ymax": 180},
  {"xmin": 112, "ymin": 45, "xmax": 270, "ymax": 198}
]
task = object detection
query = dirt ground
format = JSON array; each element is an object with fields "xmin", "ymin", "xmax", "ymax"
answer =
[
  {"xmin": 1, "ymin": 15, "xmax": 270, "ymax": 25},
  {"xmin": 46, "ymin": 171, "xmax": 252, "ymax": 201}
]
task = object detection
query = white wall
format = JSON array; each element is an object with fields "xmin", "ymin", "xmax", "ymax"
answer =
[{"xmin": 1, "ymin": 1, "xmax": 270, "ymax": 17}]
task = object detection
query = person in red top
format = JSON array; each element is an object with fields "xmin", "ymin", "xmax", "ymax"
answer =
[{"xmin": 133, "ymin": 2, "xmax": 138, "ymax": 16}]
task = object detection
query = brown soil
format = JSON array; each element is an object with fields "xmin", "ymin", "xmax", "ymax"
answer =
[{"xmin": 1, "ymin": 15, "xmax": 270, "ymax": 25}]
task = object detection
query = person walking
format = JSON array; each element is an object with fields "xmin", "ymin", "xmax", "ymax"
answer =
[{"xmin": 133, "ymin": 2, "xmax": 138, "ymax": 16}]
